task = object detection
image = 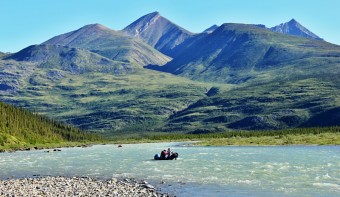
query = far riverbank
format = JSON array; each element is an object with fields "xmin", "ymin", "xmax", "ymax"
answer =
[{"xmin": 1, "ymin": 127, "xmax": 339, "ymax": 152}]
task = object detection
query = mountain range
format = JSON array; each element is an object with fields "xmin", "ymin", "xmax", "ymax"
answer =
[
  {"xmin": 159, "ymin": 23, "xmax": 340, "ymax": 83},
  {"xmin": 0, "ymin": 12, "xmax": 339, "ymax": 134}
]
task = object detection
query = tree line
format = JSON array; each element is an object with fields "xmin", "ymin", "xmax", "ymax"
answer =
[{"xmin": 0, "ymin": 101, "xmax": 100, "ymax": 147}]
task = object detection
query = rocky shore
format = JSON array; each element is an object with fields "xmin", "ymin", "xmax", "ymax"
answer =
[{"xmin": 0, "ymin": 176, "xmax": 170, "ymax": 197}]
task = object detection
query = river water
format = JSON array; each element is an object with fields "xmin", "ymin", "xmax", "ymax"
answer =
[{"xmin": 0, "ymin": 142, "xmax": 339, "ymax": 196}]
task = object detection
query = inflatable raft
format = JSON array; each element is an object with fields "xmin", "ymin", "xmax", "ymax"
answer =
[{"xmin": 154, "ymin": 152, "xmax": 179, "ymax": 160}]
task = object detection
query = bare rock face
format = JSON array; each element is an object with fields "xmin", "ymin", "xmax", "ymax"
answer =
[
  {"xmin": 203, "ymin": 25, "xmax": 219, "ymax": 34},
  {"xmin": 123, "ymin": 12, "xmax": 194, "ymax": 56},
  {"xmin": 270, "ymin": 19, "xmax": 323, "ymax": 40}
]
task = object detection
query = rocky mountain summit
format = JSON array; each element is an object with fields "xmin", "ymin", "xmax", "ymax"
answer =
[
  {"xmin": 123, "ymin": 12, "xmax": 194, "ymax": 56},
  {"xmin": 270, "ymin": 19, "xmax": 322, "ymax": 40},
  {"xmin": 203, "ymin": 25, "xmax": 219, "ymax": 33}
]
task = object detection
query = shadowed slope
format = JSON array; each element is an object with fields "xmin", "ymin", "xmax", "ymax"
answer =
[{"xmin": 160, "ymin": 23, "xmax": 340, "ymax": 83}]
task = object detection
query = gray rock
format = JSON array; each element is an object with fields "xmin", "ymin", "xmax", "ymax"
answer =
[
  {"xmin": 144, "ymin": 183, "xmax": 155, "ymax": 189},
  {"xmin": 0, "ymin": 176, "xmax": 167, "ymax": 196}
]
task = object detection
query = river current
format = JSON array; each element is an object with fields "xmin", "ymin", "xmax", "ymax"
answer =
[{"xmin": 0, "ymin": 142, "xmax": 339, "ymax": 196}]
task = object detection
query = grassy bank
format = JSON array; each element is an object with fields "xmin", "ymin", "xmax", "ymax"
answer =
[
  {"xmin": 107, "ymin": 126, "xmax": 340, "ymax": 146},
  {"xmin": 1, "ymin": 127, "xmax": 339, "ymax": 152},
  {"xmin": 195, "ymin": 132, "xmax": 340, "ymax": 146}
]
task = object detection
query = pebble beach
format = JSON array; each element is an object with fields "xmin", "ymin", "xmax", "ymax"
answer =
[{"xmin": 0, "ymin": 176, "xmax": 169, "ymax": 197}]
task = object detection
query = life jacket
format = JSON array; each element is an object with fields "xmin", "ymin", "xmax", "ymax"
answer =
[{"xmin": 161, "ymin": 150, "xmax": 167, "ymax": 158}]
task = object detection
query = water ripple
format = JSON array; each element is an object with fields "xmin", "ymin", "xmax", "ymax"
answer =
[{"xmin": 0, "ymin": 143, "xmax": 339, "ymax": 196}]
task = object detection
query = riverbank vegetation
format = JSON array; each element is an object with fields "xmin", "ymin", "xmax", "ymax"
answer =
[
  {"xmin": 0, "ymin": 102, "xmax": 101, "ymax": 151},
  {"xmin": 108, "ymin": 127, "xmax": 340, "ymax": 146},
  {"xmin": 1, "ymin": 99, "xmax": 339, "ymax": 152}
]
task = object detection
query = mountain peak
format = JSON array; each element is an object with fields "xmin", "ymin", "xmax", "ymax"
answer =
[
  {"xmin": 203, "ymin": 25, "xmax": 219, "ymax": 33},
  {"xmin": 147, "ymin": 11, "xmax": 160, "ymax": 17},
  {"xmin": 43, "ymin": 23, "xmax": 118, "ymax": 47},
  {"xmin": 288, "ymin": 18, "xmax": 298, "ymax": 23},
  {"xmin": 85, "ymin": 23, "xmax": 111, "ymax": 30},
  {"xmin": 125, "ymin": 12, "xmax": 162, "ymax": 36},
  {"xmin": 137, "ymin": 11, "xmax": 161, "ymax": 25},
  {"xmin": 270, "ymin": 19, "xmax": 322, "ymax": 40},
  {"xmin": 76, "ymin": 23, "xmax": 115, "ymax": 34},
  {"xmin": 43, "ymin": 23, "xmax": 170, "ymax": 67},
  {"xmin": 123, "ymin": 12, "xmax": 193, "ymax": 56}
]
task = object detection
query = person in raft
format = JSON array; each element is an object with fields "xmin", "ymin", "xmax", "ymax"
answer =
[
  {"xmin": 160, "ymin": 149, "xmax": 167, "ymax": 159},
  {"xmin": 167, "ymin": 148, "xmax": 173, "ymax": 158}
]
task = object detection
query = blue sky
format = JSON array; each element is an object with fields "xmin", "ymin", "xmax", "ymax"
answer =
[{"xmin": 1, "ymin": 0, "xmax": 339, "ymax": 52}]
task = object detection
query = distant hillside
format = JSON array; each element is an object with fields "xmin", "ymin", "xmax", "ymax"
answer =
[
  {"xmin": 270, "ymin": 19, "xmax": 322, "ymax": 40},
  {"xmin": 0, "ymin": 50, "xmax": 208, "ymax": 132},
  {"xmin": 160, "ymin": 23, "xmax": 340, "ymax": 84},
  {"xmin": 44, "ymin": 24, "xmax": 170, "ymax": 67},
  {"xmin": 5, "ymin": 44, "xmax": 134, "ymax": 75},
  {"xmin": 0, "ymin": 52, "xmax": 4, "ymax": 58},
  {"xmin": 163, "ymin": 77, "xmax": 340, "ymax": 132},
  {"xmin": 0, "ymin": 101, "xmax": 98, "ymax": 149},
  {"xmin": 123, "ymin": 12, "xmax": 194, "ymax": 56}
]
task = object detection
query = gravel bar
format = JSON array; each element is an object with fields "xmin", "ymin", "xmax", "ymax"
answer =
[{"xmin": 0, "ymin": 176, "xmax": 171, "ymax": 197}]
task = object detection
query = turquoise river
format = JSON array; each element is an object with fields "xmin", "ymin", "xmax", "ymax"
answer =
[{"xmin": 0, "ymin": 143, "xmax": 339, "ymax": 196}]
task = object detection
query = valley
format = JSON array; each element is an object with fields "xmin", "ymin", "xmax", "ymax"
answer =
[
  {"xmin": 0, "ymin": 12, "xmax": 340, "ymax": 136},
  {"xmin": 1, "ymin": 3, "xmax": 340, "ymax": 197}
]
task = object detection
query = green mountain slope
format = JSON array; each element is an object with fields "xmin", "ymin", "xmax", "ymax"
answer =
[
  {"xmin": 43, "ymin": 24, "xmax": 171, "ymax": 67},
  {"xmin": 163, "ymin": 77, "xmax": 340, "ymax": 132},
  {"xmin": 6, "ymin": 44, "xmax": 134, "ymax": 74},
  {"xmin": 0, "ymin": 47, "xmax": 209, "ymax": 133},
  {"xmin": 0, "ymin": 101, "xmax": 98, "ymax": 149},
  {"xmin": 161, "ymin": 23, "xmax": 340, "ymax": 84},
  {"xmin": 153, "ymin": 23, "xmax": 340, "ymax": 132}
]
